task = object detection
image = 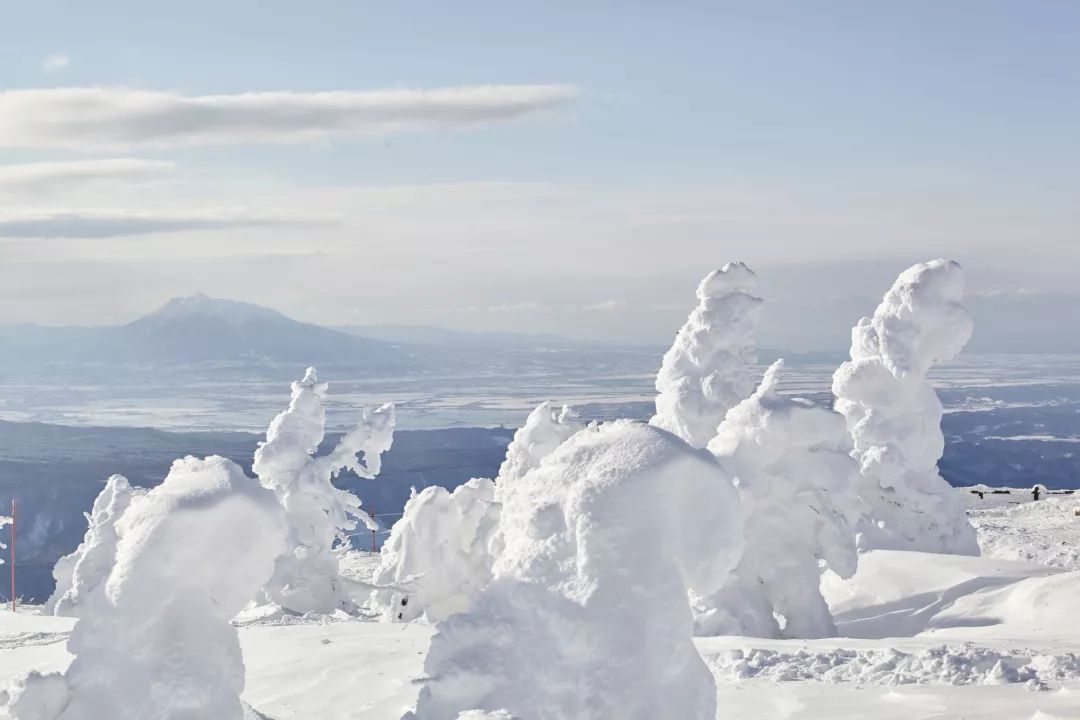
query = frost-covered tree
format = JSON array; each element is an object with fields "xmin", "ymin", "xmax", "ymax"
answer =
[
  {"xmin": 370, "ymin": 479, "xmax": 499, "ymax": 623},
  {"xmin": 652, "ymin": 262, "xmax": 764, "ymax": 448},
  {"xmin": 406, "ymin": 421, "xmax": 743, "ymax": 720},
  {"xmin": 254, "ymin": 367, "xmax": 395, "ymax": 614},
  {"xmin": 496, "ymin": 402, "xmax": 584, "ymax": 486},
  {"xmin": 833, "ymin": 259, "xmax": 979, "ymax": 555},
  {"xmin": 45, "ymin": 475, "xmax": 143, "ymax": 617},
  {"xmin": 370, "ymin": 401, "xmax": 582, "ymax": 624},
  {"xmin": 696, "ymin": 360, "xmax": 860, "ymax": 638},
  {"xmin": 3, "ymin": 456, "xmax": 285, "ymax": 720}
]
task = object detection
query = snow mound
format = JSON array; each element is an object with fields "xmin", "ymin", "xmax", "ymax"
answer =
[
  {"xmin": 710, "ymin": 644, "xmax": 1080, "ymax": 689},
  {"xmin": 370, "ymin": 478, "xmax": 499, "ymax": 623},
  {"xmin": 652, "ymin": 262, "xmax": 763, "ymax": 448},
  {"xmin": 407, "ymin": 420, "xmax": 743, "ymax": 720},
  {"xmin": 822, "ymin": 550, "xmax": 1061, "ymax": 640},
  {"xmin": 4, "ymin": 455, "xmax": 286, "ymax": 720},
  {"xmin": 254, "ymin": 366, "xmax": 394, "ymax": 614},
  {"xmin": 44, "ymin": 475, "xmax": 143, "ymax": 617},
  {"xmin": 696, "ymin": 360, "xmax": 861, "ymax": 638},
  {"xmin": 832, "ymin": 259, "xmax": 979, "ymax": 555}
]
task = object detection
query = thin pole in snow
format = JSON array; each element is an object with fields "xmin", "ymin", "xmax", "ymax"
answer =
[
  {"xmin": 369, "ymin": 506, "xmax": 377, "ymax": 553},
  {"xmin": 10, "ymin": 499, "xmax": 15, "ymax": 613}
]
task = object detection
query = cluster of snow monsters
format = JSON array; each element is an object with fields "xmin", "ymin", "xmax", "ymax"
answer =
[
  {"xmin": 9, "ymin": 369, "xmax": 393, "ymax": 719},
  {"xmin": 9, "ymin": 259, "xmax": 976, "ymax": 720},
  {"xmin": 385, "ymin": 259, "xmax": 977, "ymax": 718}
]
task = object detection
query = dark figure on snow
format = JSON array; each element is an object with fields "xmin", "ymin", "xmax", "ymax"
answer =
[{"xmin": 1033, "ymin": 486, "xmax": 1042, "ymax": 501}]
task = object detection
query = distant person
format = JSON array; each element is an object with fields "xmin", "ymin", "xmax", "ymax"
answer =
[{"xmin": 1033, "ymin": 485, "xmax": 1042, "ymax": 501}]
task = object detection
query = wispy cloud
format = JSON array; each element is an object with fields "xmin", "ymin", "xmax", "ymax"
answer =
[
  {"xmin": 583, "ymin": 299, "xmax": 624, "ymax": 311},
  {"xmin": 0, "ymin": 84, "xmax": 579, "ymax": 150},
  {"xmin": 41, "ymin": 54, "xmax": 70, "ymax": 73},
  {"xmin": 487, "ymin": 301, "xmax": 542, "ymax": 312},
  {"xmin": 0, "ymin": 208, "xmax": 318, "ymax": 239},
  {"xmin": 0, "ymin": 158, "xmax": 175, "ymax": 193}
]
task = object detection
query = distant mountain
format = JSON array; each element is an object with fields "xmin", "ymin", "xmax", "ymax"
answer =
[
  {"xmin": 334, "ymin": 323, "xmax": 590, "ymax": 349},
  {"xmin": 0, "ymin": 294, "xmax": 408, "ymax": 366}
]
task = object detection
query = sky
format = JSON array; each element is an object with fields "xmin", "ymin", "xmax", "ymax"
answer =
[{"xmin": 1, "ymin": 1, "xmax": 1079, "ymax": 351}]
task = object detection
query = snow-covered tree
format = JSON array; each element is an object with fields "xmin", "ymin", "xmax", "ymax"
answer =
[
  {"xmin": 652, "ymin": 262, "xmax": 763, "ymax": 448},
  {"xmin": 406, "ymin": 421, "xmax": 743, "ymax": 720},
  {"xmin": 832, "ymin": 259, "xmax": 979, "ymax": 555},
  {"xmin": 254, "ymin": 366, "xmax": 395, "ymax": 614},
  {"xmin": 696, "ymin": 360, "xmax": 861, "ymax": 638},
  {"xmin": 45, "ymin": 475, "xmax": 143, "ymax": 617},
  {"xmin": 3, "ymin": 456, "xmax": 285, "ymax": 720},
  {"xmin": 496, "ymin": 402, "xmax": 584, "ymax": 486},
  {"xmin": 371, "ymin": 401, "xmax": 582, "ymax": 624},
  {"xmin": 370, "ymin": 478, "xmax": 499, "ymax": 623}
]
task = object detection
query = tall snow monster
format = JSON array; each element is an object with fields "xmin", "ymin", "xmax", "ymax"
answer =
[
  {"xmin": 254, "ymin": 367, "xmax": 395, "ymax": 614},
  {"xmin": 652, "ymin": 262, "xmax": 763, "ymax": 448},
  {"xmin": 832, "ymin": 259, "xmax": 979, "ymax": 555}
]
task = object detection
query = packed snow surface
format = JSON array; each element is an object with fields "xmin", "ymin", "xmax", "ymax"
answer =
[
  {"xmin": 833, "ymin": 259, "xmax": 979, "ymax": 555},
  {"xmin": 652, "ymin": 262, "xmax": 763, "ymax": 448},
  {"xmin": 408, "ymin": 420, "xmax": 743, "ymax": 720}
]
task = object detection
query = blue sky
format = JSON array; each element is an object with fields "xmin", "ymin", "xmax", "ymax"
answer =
[{"xmin": 1, "ymin": 1, "xmax": 1078, "ymax": 349}]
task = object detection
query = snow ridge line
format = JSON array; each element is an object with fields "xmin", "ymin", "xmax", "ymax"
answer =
[{"xmin": 708, "ymin": 644, "xmax": 1080, "ymax": 690}]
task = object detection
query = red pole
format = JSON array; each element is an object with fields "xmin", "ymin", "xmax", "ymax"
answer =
[{"xmin": 10, "ymin": 499, "xmax": 15, "ymax": 613}]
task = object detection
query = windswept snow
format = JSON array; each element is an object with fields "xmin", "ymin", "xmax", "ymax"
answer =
[
  {"xmin": 407, "ymin": 421, "xmax": 743, "ymax": 720},
  {"xmin": 696, "ymin": 360, "xmax": 861, "ymax": 638},
  {"xmin": 3, "ymin": 456, "xmax": 285, "ymax": 720},
  {"xmin": 495, "ymin": 401, "xmax": 583, "ymax": 486},
  {"xmin": 652, "ymin": 262, "xmax": 763, "ymax": 448},
  {"xmin": 44, "ymin": 475, "xmax": 142, "ymax": 617},
  {"xmin": 254, "ymin": 367, "xmax": 394, "ymax": 615},
  {"xmin": 833, "ymin": 259, "xmax": 979, "ymax": 555},
  {"xmin": 369, "ymin": 478, "xmax": 498, "ymax": 623}
]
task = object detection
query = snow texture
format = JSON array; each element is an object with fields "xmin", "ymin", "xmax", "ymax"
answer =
[
  {"xmin": 253, "ymin": 367, "xmax": 394, "ymax": 614},
  {"xmin": 652, "ymin": 262, "xmax": 763, "ymax": 448},
  {"xmin": 407, "ymin": 420, "xmax": 743, "ymax": 720},
  {"xmin": 4, "ymin": 455, "xmax": 285, "ymax": 720},
  {"xmin": 372, "ymin": 401, "xmax": 582, "ymax": 624},
  {"xmin": 710, "ymin": 645, "xmax": 1078, "ymax": 689},
  {"xmin": 496, "ymin": 401, "xmax": 584, "ymax": 486},
  {"xmin": 44, "ymin": 475, "xmax": 142, "ymax": 616},
  {"xmin": 370, "ymin": 478, "xmax": 499, "ymax": 623},
  {"xmin": 832, "ymin": 259, "xmax": 979, "ymax": 555},
  {"xmin": 697, "ymin": 360, "xmax": 860, "ymax": 638}
]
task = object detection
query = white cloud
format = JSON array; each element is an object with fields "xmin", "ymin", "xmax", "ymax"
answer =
[
  {"xmin": 0, "ymin": 158, "xmax": 175, "ymax": 194},
  {"xmin": 487, "ymin": 301, "xmax": 542, "ymax": 312},
  {"xmin": 0, "ymin": 84, "xmax": 579, "ymax": 150},
  {"xmin": 0, "ymin": 208, "xmax": 318, "ymax": 239},
  {"xmin": 583, "ymin": 300, "xmax": 624, "ymax": 311},
  {"xmin": 41, "ymin": 54, "xmax": 70, "ymax": 73}
]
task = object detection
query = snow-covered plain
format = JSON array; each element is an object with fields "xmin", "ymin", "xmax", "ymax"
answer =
[{"xmin": 3, "ymin": 489, "xmax": 1080, "ymax": 719}]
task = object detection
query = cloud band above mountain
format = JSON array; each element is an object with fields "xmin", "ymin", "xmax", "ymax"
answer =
[
  {"xmin": 0, "ymin": 85, "xmax": 579, "ymax": 150},
  {"xmin": 0, "ymin": 209, "xmax": 316, "ymax": 239}
]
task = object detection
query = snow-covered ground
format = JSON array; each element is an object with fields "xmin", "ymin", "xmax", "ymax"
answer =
[{"xmin": 3, "ymin": 489, "xmax": 1080, "ymax": 719}]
